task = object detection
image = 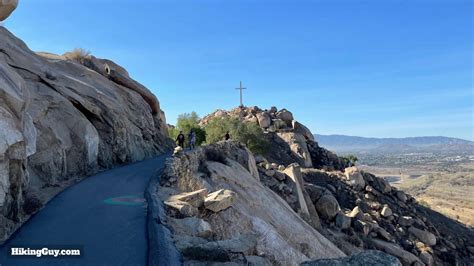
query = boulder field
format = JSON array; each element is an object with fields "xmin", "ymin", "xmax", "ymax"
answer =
[
  {"xmin": 152, "ymin": 106, "xmax": 474, "ymax": 265},
  {"xmin": 0, "ymin": 27, "xmax": 172, "ymax": 242}
]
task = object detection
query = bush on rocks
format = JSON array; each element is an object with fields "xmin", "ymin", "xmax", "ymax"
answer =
[
  {"xmin": 205, "ymin": 116, "xmax": 269, "ymax": 154},
  {"xmin": 169, "ymin": 112, "xmax": 207, "ymax": 146}
]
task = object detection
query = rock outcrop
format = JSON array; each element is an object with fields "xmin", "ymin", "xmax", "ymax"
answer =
[
  {"xmin": 0, "ymin": 0, "xmax": 18, "ymax": 21},
  {"xmin": 162, "ymin": 106, "xmax": 473, "ymax": 265},
  {"xmin": 154, "ymin": 141, "xmax": 345, "ymax": 265},
  {"xmin": 0, "ymin": 27, "xmax": 172, "ymax": 242},
  {"xmin": 199, "ymin": 106, "xmax": 348, "ymax": 171}
]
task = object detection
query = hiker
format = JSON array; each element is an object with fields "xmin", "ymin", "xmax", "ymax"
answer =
[
  {"xmin": 188, "ymin": 129, "xmax": 196, "ymax": 150},
  {"xmin": 225, "ymin": 131, "xmax": 230, "ymax": 141},
  {"xmin": 176, "ymin": 131, "xmax": 185, "ymax": 148}
]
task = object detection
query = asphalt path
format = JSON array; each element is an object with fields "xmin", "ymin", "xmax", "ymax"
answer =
[{"xmin": 0, "ymin": 154, "xmax": 168, "ymax": 266}]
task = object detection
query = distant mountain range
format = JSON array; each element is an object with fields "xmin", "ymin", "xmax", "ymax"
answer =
[{"xmin": 314, "ymin": 134, "xmax": 474, "ymax": 153}]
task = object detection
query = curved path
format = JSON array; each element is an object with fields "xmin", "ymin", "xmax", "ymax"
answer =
[{"xmin": 0, "ymin": 154, "xmax": 168, "ymax": 266}]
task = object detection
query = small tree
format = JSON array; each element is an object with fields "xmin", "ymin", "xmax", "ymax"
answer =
[
  {"xmin": 205, "ymin": 116, "xmax": 268, "ymax": 154},
  {"xmin": 342, "ymin": 154, "xmax": 359, "ymax": 166},
  {"xmin": 169, "ymin": 112, "xmax": 206, "ymax": 146}
]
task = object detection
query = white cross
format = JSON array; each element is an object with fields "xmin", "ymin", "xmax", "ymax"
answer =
[{"xmin": 235, "ymin": 81, "xmax": 246, "ymax": 107}]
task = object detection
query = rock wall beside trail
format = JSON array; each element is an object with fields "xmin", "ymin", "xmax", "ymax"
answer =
[
  {"xmin": 155, "ymin": 141, "xmax": 346, "ymax": 265},
  {"xmin": 0, "ymin": 27, "xmax": 172, "ymax": 242}
]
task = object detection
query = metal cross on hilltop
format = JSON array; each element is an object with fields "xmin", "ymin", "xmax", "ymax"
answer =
[{"xmin": 235, "ymin": 81, "xmax": 246, "ymax": 107}]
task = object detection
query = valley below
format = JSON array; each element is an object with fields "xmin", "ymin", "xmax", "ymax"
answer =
[
  {"xmin": 318, "ymin": 134, "xmax": 474, "ymax": 228},
  {"xmin": 357, "ymin": 152, "xmax": 474, "ymax": 227}
]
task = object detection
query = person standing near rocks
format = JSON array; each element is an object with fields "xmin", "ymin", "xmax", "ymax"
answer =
[
  {"xmin": 176, "ymin": 131, "xmax": 185, "ymax": 148},
  {"xmin": 188, "ymin": 129, "xmax": 196, "ymax": 150},
  {"xmin": 225, "ymin": 131, "xmax": 230, "ymax": 141}
]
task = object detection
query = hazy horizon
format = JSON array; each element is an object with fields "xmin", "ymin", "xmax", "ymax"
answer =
[
  {"xmin": 315, "ymin": 133, "xmax": 474, "ymax": 142},
  {"xmin": 4, "ymin": 0, "xmax": 472, "ymax": 140}
]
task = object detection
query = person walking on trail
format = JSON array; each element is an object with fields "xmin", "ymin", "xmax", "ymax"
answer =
[
  {"xmin": 225, "ymin": 131, "xmax": 230, "ymax": 141},
  {"xmin": 176, "ymin": 131, "xmax": 185, "ymax": 148},
  {"xmin": 188, "ymin": 130, "xmax": 196, "ymax": 150}
]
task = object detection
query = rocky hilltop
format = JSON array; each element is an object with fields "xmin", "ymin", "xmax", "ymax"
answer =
[
  {"xmin": 0, "ymin": 27, "xmax": 172, "ymax": 242},
  {"xmin": 150, "ymin": 106, "xmax": 474, "ymax": 265},
  {"xmin": 200, "ymin": 106, "xmax": 348, "ymax": 171}
]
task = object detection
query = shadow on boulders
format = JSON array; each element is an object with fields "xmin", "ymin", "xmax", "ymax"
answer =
[{"xmin": 301, "ymin": 167, "xmax": 474, "ymax": 265}]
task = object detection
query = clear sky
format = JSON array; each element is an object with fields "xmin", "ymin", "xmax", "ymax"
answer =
[{"xmin": 4, "ymin": 0, "xmax": 473, "ymax": 140}]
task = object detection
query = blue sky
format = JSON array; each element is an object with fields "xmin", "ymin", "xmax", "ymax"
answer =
[{"xmin": 4, "ymin": 0, "xmax": 473, "ymax": 140}]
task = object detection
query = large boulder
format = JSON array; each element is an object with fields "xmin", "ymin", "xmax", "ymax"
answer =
[
  {"xmin": 204, "ymin": 189, "xmax": 236, "ymax": 213},
  {"xmin": 370, "ymin": 175, "xmax": 392, "ymax": 194},
  {"xmin": 380, "ymin": 205, "xmax": 392, "ymax": 218},
  {"xmin": 276, "ymin": 109, "xmax": 294, "ymax": 126},
  {"xmin": 164, "ymin": 199, "xmax": 199, "ymax": 217},
  {"xmin": 305, "ymin": 184, "xmax": 326, "ymax": 203},
  {"xmin": 314, "ymin": 192, "xmax": 340, "ymax": 220},
  {"xmin": 283, "ymin": 164, "xmax": 311, "ymax": 217},
  {"xmin": 395, "ymin": 191, "xmax": 407, "ymax": 203},
  {"xmin": 167, "ymin": 189, "xmax": 208, "ymax": 208},
  {"xmin": 419, "ymin": 251, "xmax": 434, "ymax": 266},
  {"xmin": 353, "ymin": 220, "xmax": 372, "ymax": 236},
  {"xmin": 344, "ymin": 167, "xmax": 366, "ymax": 190},
  {"xmin": 347, "ymin": 206, "xmax": 364, "ymax": 219},
  {"xmin": 0, "ymin": 0, "xmax": 18, "ymax": 21},
  {"xmin": 335, "ymin": 212, "xmax": 351, "ymax": 229},
  {"xmin": 398, "ymin": 216, "xmax": 414, "ymax": 227},
  {"xmin": 244, "ymin": 113, "xmax": 258, "ymax": 124},
  {"xmin": 408, "ymin": 227, "xmax": 437, "ymax": 246},
  {"xmin": 278, "ymin": 132, "xmax": 313, "ymax": 168},
  {"xmin": 256, "ymin": 112, "xmax": 271, "ymax": 128},
  {"xmin": 292, "ymin": 120, "xmax": 315, "ymax": 141},
  {"xmin": 371, "ymin": 239, "xmax": 423, "ymax": 265}
]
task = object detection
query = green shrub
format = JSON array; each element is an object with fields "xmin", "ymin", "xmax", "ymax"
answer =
[
  {"xmin": 169, "ymin": 112, "xmax": 206, "ymax": 146},
  {"xmin": 342, "ymin": 154, "xmax": 359, "ymax": 166},
  {"xmin": 168, "ymin": 127, "xmax": 180, "ymax": 141},
  {"xmin": 205, "ymin": 116, "xmax": 269, "ymax": 155}
]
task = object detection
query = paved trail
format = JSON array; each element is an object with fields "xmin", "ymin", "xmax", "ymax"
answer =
[{"xmin": 0, "ymin": 154, "xmax": 168, "ymax": 266}]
